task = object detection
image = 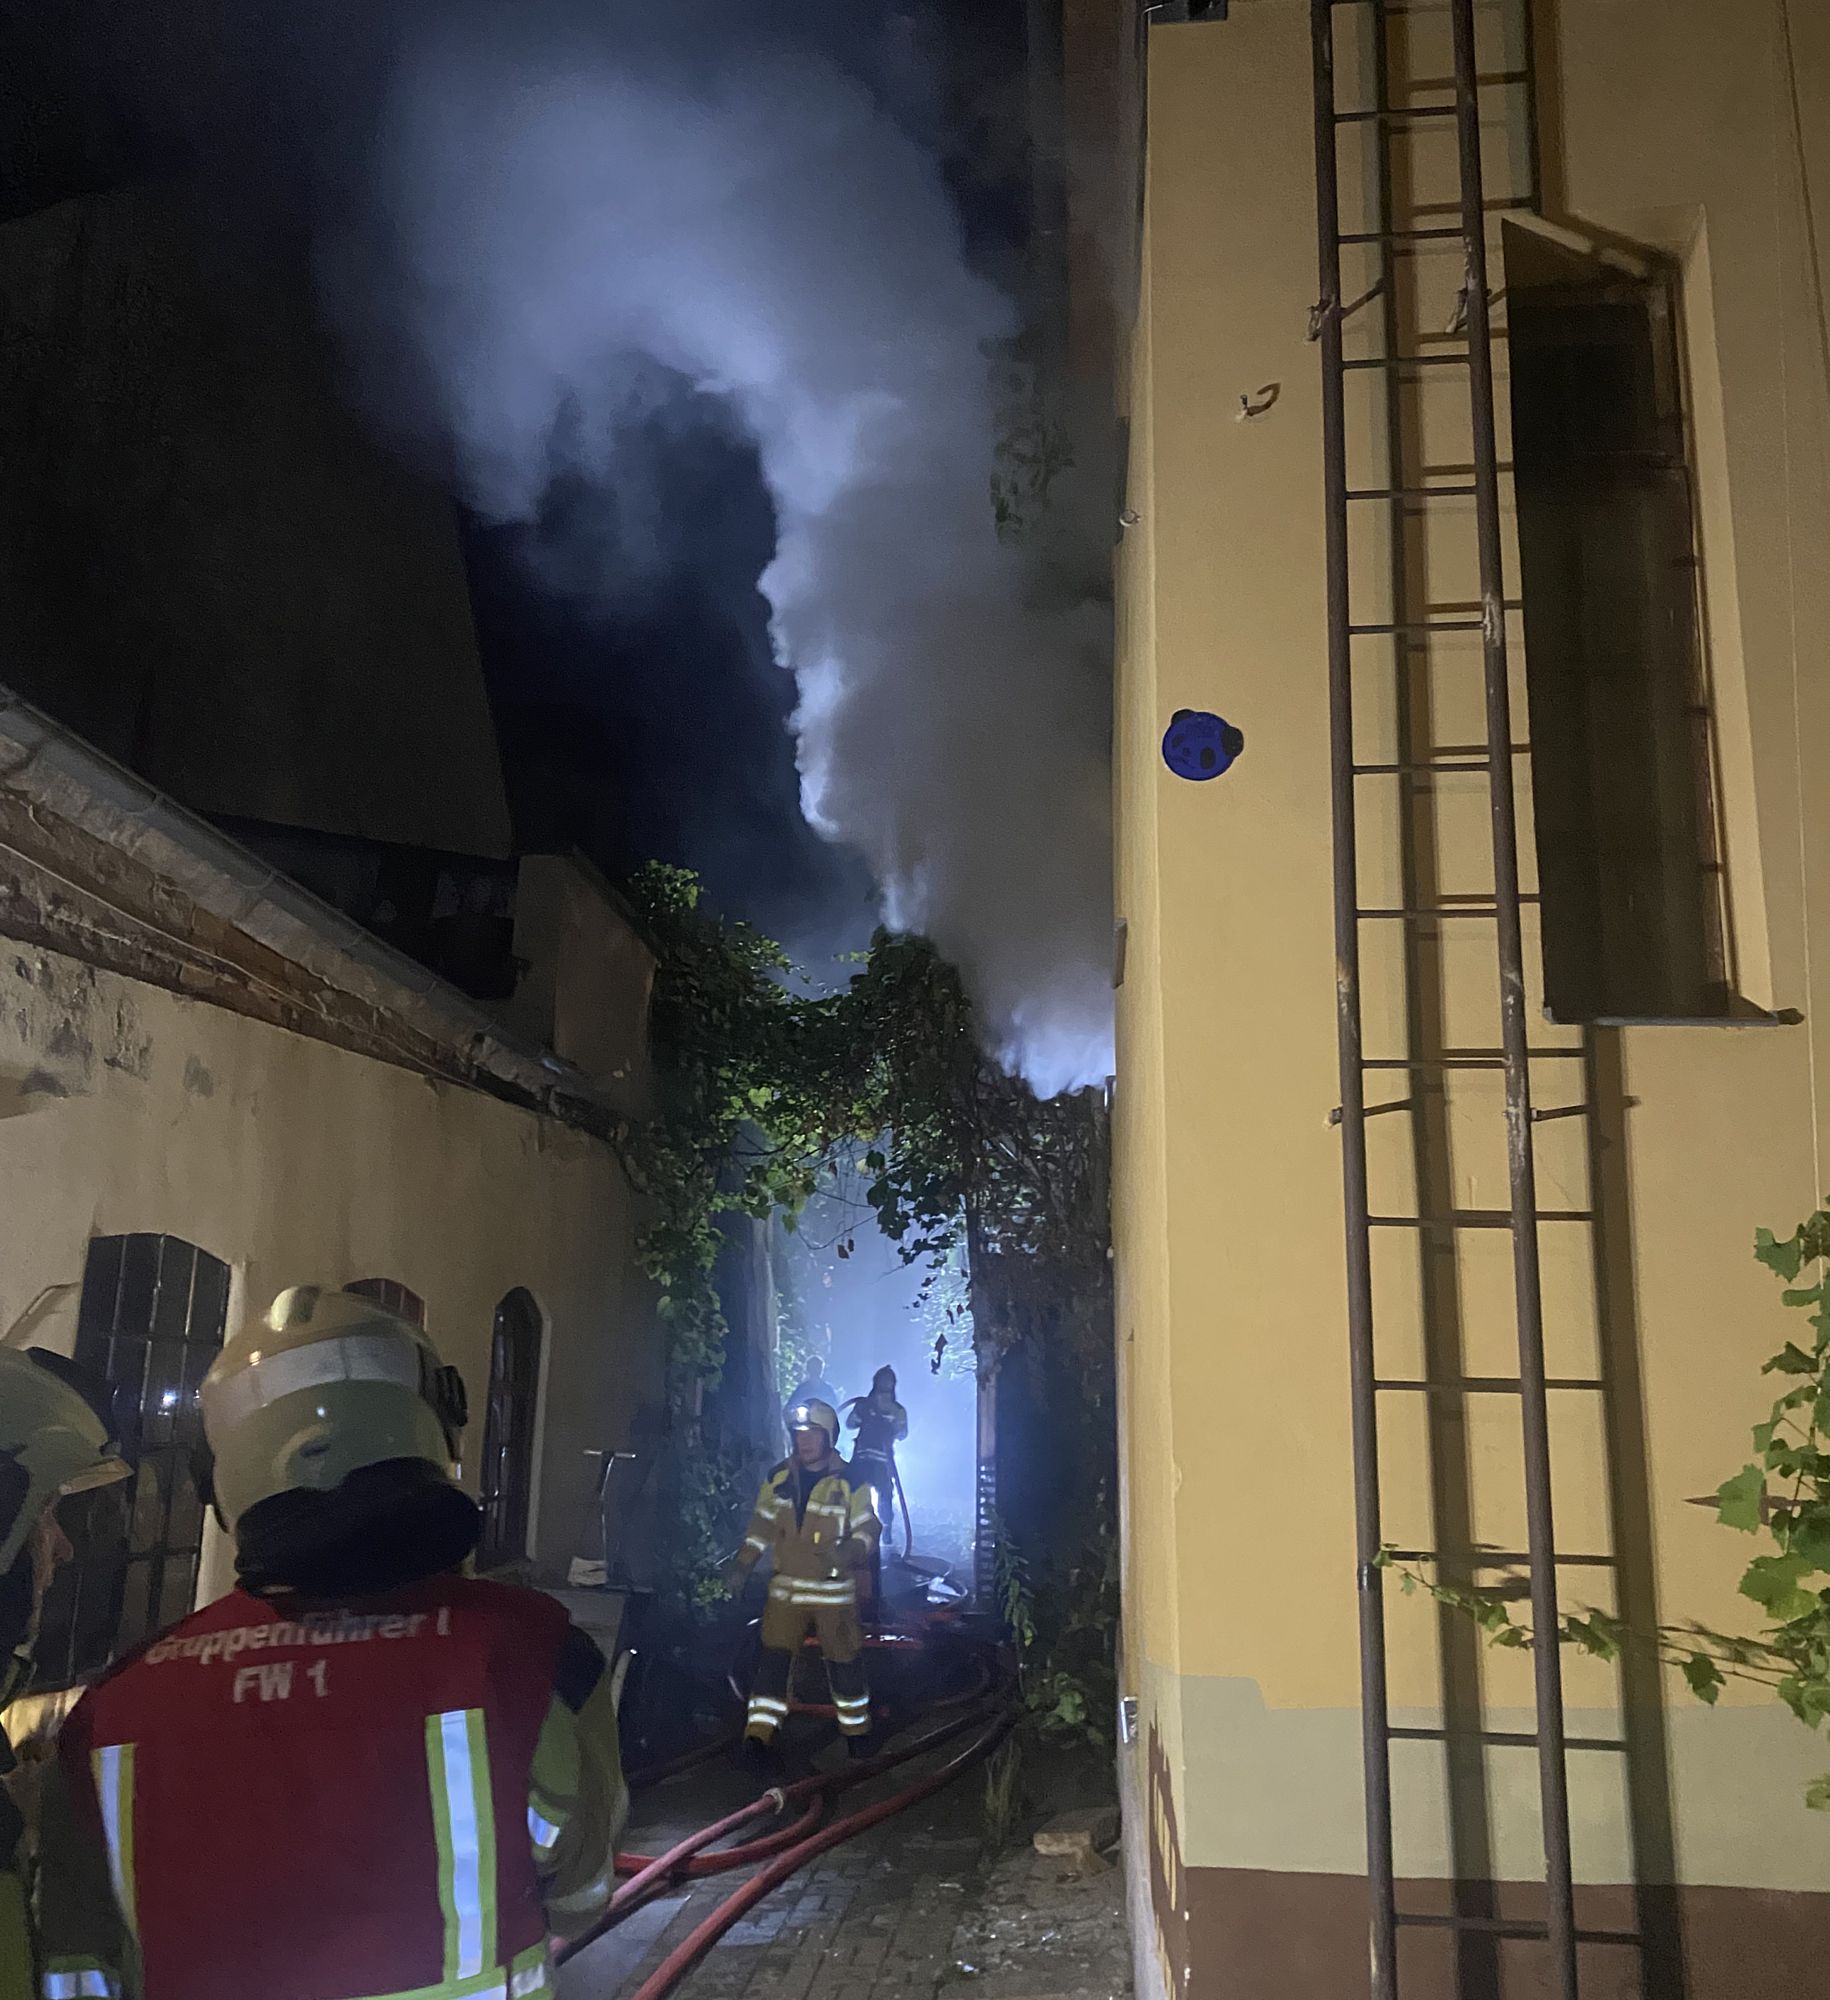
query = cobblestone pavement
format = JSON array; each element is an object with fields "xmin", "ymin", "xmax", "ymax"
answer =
[{"xmin": 560, "ymin": 1764, "xmax": 1131, "ymax": 2000}]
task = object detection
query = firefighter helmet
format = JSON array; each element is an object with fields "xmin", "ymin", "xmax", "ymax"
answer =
[
  {"xmin": 0, "ymin": 1347, "xmax": 132, "ymax": 1578},
  {"xmin": 200, "ymin": 1286, "xmax": 477, "ymax": 1596},
  {"xmin": 785, "ymin": 1399, "xmax": 839, "ymax": 1451}
]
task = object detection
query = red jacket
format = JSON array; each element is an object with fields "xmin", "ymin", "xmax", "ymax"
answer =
[{"xmin": 57, "ymin": 1574, "xmax": 572, "ymax": 2000}]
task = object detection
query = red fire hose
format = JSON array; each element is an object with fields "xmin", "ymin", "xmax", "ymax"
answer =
[
  {"xmin": 611, "ymin": 1792, "xmax": 826, "ymax": 1910},
  {"xmin": 560, "ymin": 1694, "xmax": 1011, "ymax": 1972},
  {"xmin": 607, "ymin": 1698, "xmax": 998, "ymax": 1886},
  {"xmin": 567, "ymin": 1709, "xmax": 1013, "ymax": 1996}
]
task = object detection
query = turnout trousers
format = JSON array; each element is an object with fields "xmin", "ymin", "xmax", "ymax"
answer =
[{"xmin": 745, "ymin": 1583, "xmax": 871, "ymax": 1741}]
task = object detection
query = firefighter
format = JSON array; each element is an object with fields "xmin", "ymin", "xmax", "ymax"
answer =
[
  {"xmin": 0, "ymin": 1346, "xmax": 133, "ymax": 2000},
  {"xmin": 782, "ymin": 1364, "xmax": 840, "ymax": 1441},
  {"xmin": 727, "ymin": 1399, "xmax": 879, "ymax": 1761},
  {"xmin": 843, "ymin": 1367, "xmax": 908, "ymax": 1539},
  {"xmin": 33, "ymin": 1285, "xmax": 629, "ymax": 2000}
]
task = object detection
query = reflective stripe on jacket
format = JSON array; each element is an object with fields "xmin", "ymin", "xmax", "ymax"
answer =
[
  {"xmin": 734, "ymin": 1460, "xmax": 879, "ymax": 1606},
  {"xmin": 41, "ymin": 1577, "xmax": 603, "ymax": 2000}
]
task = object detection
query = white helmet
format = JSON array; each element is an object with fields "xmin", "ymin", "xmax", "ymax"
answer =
[
  {"xmin": 200, "ymin": 1286, "xmax": 475, "ymax": 1596},
  {"xmin": 785, "ymin": 1399, "xmax": 839, "ymax": 1451}
]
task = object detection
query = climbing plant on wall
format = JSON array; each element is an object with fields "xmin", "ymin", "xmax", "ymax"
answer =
[
  {"xmin": 618, "ymin": 865, "xmax": 1115, "ymax": 1619},
  {"xmin": 1383, "ymin": 1208, "xmax": 1830, "ymax": 1812}
]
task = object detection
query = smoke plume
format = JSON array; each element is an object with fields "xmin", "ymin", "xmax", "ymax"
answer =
[{"xmin": 329, "ymin": 0, "xmax": 1113, "ymax": 1095}]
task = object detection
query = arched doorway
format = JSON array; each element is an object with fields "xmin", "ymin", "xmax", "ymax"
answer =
[{"xmin": 478, "ymin": 1288, "xmax": 542, "ymax": 1570}]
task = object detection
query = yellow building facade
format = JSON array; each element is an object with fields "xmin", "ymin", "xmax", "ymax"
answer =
[{"xmin": 1107, "ymin": 2, "xmax": 1830, "ymax": 1994}]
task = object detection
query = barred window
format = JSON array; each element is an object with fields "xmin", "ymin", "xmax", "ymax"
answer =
[{"xmin": 33, "ymin": 1234, "xmax": 230, "ymax": 1689}]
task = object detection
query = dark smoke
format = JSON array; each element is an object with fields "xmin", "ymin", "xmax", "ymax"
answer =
[
  {"xmin": 6, "ymin": 0, "xmax": 1116, "ymax": 1092},
  {"xmin": 328, "ymin": 0, "xmax": 1114, "ymax": 1093}
]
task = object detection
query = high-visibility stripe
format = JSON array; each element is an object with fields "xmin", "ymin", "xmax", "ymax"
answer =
[
  {"xmin": 41, "ymin": 1967, "xmax": 120, "ymax": 1999},
  {"xmin": 743, "ymin": 1535, "xmax": 767, "ymax": 1553},
  {"xmin": 511, "ymin": 1940, "xmax": 556, "ymax": 1997},
  {"xmin": 426, "ymin": 1709, "xmax": 498, "ymax": 1983},
  {"xmin": 545, "ymin": 1869, "xmax": 613, "ymax": 1917},
  {"xmin": 347, "ymin": 1958, "xmax": 557, "ymax": 2000},
  {"xmin": 91, "ymin": 1745, "xmax": 136, "ymax": 1937},
  {"xmin": 527, "ymin": 1803, "xmax": 564, "ymax": 1854}
]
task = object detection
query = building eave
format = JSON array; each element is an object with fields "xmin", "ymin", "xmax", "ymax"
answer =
[{"xmin": 0, "ymin": 682, "xmax": 626, "ymax": 1141}]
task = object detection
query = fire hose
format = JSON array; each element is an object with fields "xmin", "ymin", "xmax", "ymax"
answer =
[
  {"xmin": 557, "ymin": 1680, "xmax": 1013, "ymax": 1978},
  {"xmin": 892, "ymin": 1460, "xmax": 913, "ymax": 1562},
  {"xmin": 602, "ymin": 1711, "xmax": 1013, "ymax": 2000}
]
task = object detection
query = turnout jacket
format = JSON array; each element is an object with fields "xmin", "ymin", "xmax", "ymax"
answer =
[
  {"xmin": 732, "ymin": 1459, "xmax": 880, "ymax": 1606},
  {"xmin": 32, "ymin": 1574, "xmax": 627, "ymax": 2000},
  {"xmin": 844, "ymin": 1398, "xmax": 908, "ymax": 1466}
]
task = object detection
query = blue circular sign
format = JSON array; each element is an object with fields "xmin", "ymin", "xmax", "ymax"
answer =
[{"xmin": 1162, "ymin": 709, "xmax": 1244, "ymax": 782}]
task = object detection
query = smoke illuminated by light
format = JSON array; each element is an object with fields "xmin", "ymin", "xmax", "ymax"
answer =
[{"xmin": 330, "ymin": 0, "xmax": 1114, "ymax": 1093}]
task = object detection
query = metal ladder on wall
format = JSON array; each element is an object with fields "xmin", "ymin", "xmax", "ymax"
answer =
[{"xmin": 1308, "ymin": 3, "xmax": 1608, "ymax": 1995}]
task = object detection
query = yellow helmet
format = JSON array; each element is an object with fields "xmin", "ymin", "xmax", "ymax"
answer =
[
  {"xmin": 785, "ymin": 1399, "xmax": 839, "ymax": 1451},
  {"xmin": 200, "ymin": 1286, "xmax": 476, "ymax": 1596},
  {"xmin": 0, "ymin": 1346, "xmax": 133, "ymax": 1577}
]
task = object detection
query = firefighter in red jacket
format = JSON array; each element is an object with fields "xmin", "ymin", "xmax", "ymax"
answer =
[{"xmin": 32, "ymin": 1285, "xmax": 628, "ymax": 2000}]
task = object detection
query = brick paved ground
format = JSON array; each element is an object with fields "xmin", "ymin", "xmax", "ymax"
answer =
[{"xmin": 560, "ymin": 1757, "xmax": 1131, "ymax": 2000}]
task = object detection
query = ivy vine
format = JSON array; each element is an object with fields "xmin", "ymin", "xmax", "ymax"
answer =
[
  {"xmin": 615, "ymin": 866, "xmax": 1115, "ymax": 1624},
  {"xmin": 1384, "ymin": 1208, "xmax": 1830, "ymax": 1813}
]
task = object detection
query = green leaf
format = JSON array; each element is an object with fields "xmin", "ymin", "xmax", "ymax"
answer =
[
  {"xmin": 1472, "ymin": 1596, "xmax": 1515, "ymax": 1638},
  {"xmin": 1682, "ymin": 1654, "xmax": 1725, "ymax": 1705},
  {"xmin": 1757, "ymin": 1227, "xmax": 1806, "ymax": 1282},
  {"xmin": 1777, "ymin": 1675, "xmax": 1830, "ymax": 1728},
  {"xmin": 1740, "ymin": 1553, "xmax": 1818, "ymax": 1623},
  {"xmin": 1807, "ymin": 1774, "xmax": 1830, "ymax": 1813},
  {"xmin": 1783, "ymin": 1286, "xmax": 1827, "ymax": 1309},
  {"xmin": 1717, "ymin": 1465, "xmax": 1767, "ymax": 1533},
  {"xmin": 1789, "ymin": 1507, "xmax": 1830, "ymax": 1575},
  {"xmin": 1563, "ymin": 1614, "xmax": 1621, "ymax": 1662},
  {"xmin": 1763, "ymin": 1342, "xmax": 1819, "ymax": 1377}
]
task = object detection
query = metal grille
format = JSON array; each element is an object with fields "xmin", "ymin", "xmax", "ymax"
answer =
[
  {"xmin": 33, "ymin": 1233, "xmax": 230, "ymax": 1689},
  {"xmin": 477, "ymin": 1288, "xmax": 542, "ymax": 1570}
]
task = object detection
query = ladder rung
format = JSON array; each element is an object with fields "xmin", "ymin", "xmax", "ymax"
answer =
[
  {"xmin": 1361, "ymin": 1049, "xmax": 1584, "ymax": 1069},
  {"xmin": 1367, "ymin": 1209, "xmax": 1596, "ymax": 1227},
  {"xmin": 1373, "ymin": 1379, "xmax": 1605, "ymax": 1397},
  {"xmin": 1340, "ymin": 227, "xmax": 1465, "ymax": 245},
  {"xmin": 1393, "ymin": 1911, "xmax": 1639, "ymax": 1947},
  {"xmin": 1386, "ymin": 1547, "xmax": 1614, "ymax": 1568},
  {"xmin": 1354, "ymin": 758, "xmax": 1494, "ymax": 775},
  {"xmin": 1388, "ymin": 1726, "xmax": 1627, "ymax": 1752},
  {"xmin": 1344, "ymin": 353, "xmax": 1471, "ymax": 370},
  {"xmin": 1397, "ymin": 1913, "xmax": 1547, "ymax": 1939},
  {"xmin": 1346, "ymin": 484, "xmax": 1478, "ymax": 501},
  {"xmin": 1358, "ymin": 896, "xmax": 1542, "ymax": 918},
  {"xmin": 1349, "ymin": 618, "xmax": 1484, "ymax": 635},
  {"xmin": 1336, "ymin": 104, "xmax": 1460, "ymax": 125}
]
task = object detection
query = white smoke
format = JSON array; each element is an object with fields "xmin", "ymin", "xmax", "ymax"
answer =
[{"xmin": 334, "ymin": 4, "xmax": 1113, "ymax": 1094}]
